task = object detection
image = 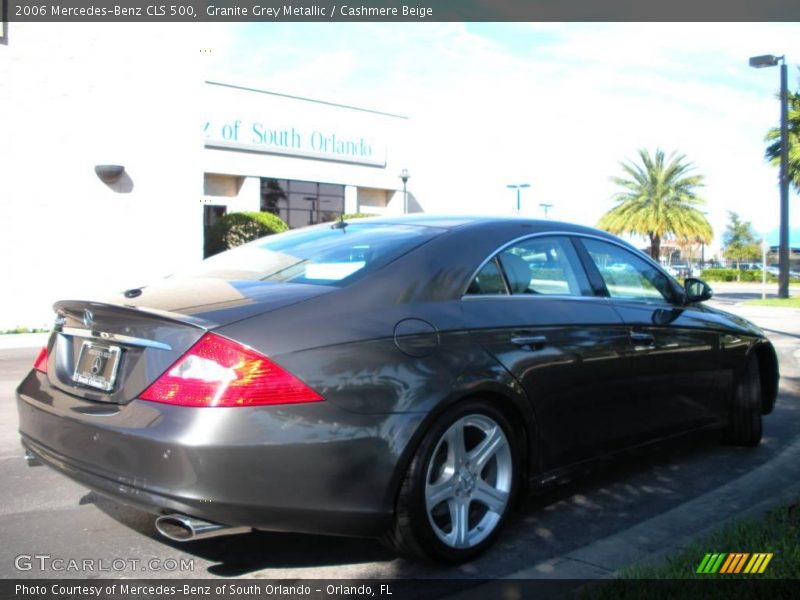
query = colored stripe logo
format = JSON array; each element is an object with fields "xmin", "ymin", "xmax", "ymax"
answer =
[{"xmin": 696, "ymin": 552, "xmax": 773, "ymax": 574}]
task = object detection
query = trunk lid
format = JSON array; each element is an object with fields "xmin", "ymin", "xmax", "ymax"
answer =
[
  {"xmin": 104, "ymin": 276, "xmax": 335, "ymax": 325},
  {"xmin": 48, "ymin": 278, "xmax": 333, "ymax": 403},
  {"xmin": 49, "ymin": 300, "xmax": 206, "ymax": 404}
]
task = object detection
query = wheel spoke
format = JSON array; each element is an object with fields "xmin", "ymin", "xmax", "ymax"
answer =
[
  {"xmin": 447, "ymin": 497, "xmax": 470, "ymax": 548},
  {"xmin": 469, "ymin": 425, "xmax": 504, "ymax": 471},
  {"xmin": 426, "ymin": 475, "xmax": 457, "ymax": 509},
  {"xmin": 445, "ymin": 421, "xmax": 468, "ymax": 468},
  {"xmin": 472, "ymin": 479, "xmax": 509, "ymax": 514}
]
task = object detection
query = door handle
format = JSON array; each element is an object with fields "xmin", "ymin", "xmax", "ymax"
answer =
[
  {"xmin": 630, "ymin": 331, "xmax": 656, "ymax": 346},
  {"xmin": 511, "ymin": 335, "xmax": 548, "ymax": 350}
]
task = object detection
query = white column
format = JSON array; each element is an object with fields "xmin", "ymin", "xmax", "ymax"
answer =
[{"xmin": 344, "ymin": 185, "xmax": 359, "ymax": 214}]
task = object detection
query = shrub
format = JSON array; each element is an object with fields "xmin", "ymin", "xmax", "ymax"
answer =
[
  {"xmin": 700, "ymin": 268, "xmax": 777, "ymax": 283},
  {"xmin": 325, "ymin": 212, "xmax": 378, "ymax": 222},
  {"xmin": 700, "ymin": 268, "xmax": 738, "ymax": 282},
  {"xmin": 205, "ymin": 211, "xmax": 288, "ymax": 257}
]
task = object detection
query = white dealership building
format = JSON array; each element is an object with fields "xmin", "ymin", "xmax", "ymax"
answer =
[{"xmin": 1, "ymin": 24, "xmax": 418, "ymax": 329}]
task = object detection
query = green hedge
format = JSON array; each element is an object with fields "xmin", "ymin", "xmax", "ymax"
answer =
[
  {"xmin": 700, "ymin": 268, "xmax": 777, "ymax": 283},
  {"xmin": 325, "ymin": 212, "xmax": 378, "ymax": 221},
  {"xmin": 205, "ymin": 211, "xmax": 288, "ymax": 257}
]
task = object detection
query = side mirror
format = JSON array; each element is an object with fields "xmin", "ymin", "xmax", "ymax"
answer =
[{"xmin": 684, "ymin": 278, "xmax": 713, "ymax": 303}]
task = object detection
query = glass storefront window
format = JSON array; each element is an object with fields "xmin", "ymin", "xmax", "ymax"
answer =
[{"xmin": 261, "ymin": 178, "xmax": 344, "ymax": 228}]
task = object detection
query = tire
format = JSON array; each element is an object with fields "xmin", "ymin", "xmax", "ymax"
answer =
[
  {"xmin": 726, "ymin": 356, "xmax": 763, "ymax": 447},
  {"xmin": 385, "ymin": 400, "xmax": 519, "ymax": 564}
]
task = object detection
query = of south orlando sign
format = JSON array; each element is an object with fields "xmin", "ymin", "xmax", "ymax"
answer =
[{"xmin": 203, "ymin": 118, "xmax": 387, "ymax": 167}]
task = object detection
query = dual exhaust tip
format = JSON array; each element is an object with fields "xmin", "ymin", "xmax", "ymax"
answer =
[{"xmin": 155, "ymin": 514, "xmax": 251, "ymax": 542}]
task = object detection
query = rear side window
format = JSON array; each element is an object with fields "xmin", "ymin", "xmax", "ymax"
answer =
[
  {"xmin": 467, "ymin": 236, "xmax": 591, "ymax": 296},
  {"xmin": 180, "ymin": 223, "xmax": 441, "ymax": 286},
  {"xmin": 467, "ymin": 259, "xmax": 507, "ymax": 295}
]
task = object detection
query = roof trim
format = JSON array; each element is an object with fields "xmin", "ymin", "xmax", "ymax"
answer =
[{"xmin": 205, "ymin": 81, "xmax": 409, "ymax": 120}]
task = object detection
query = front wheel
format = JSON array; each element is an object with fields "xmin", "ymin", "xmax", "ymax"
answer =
[
  {"xmin": 386, "ymin": 400, "xmax": 519, "ymax": 564},
  {"xmin": 726, "ymin": 355, "xmax": 763, "ymax": 447}
]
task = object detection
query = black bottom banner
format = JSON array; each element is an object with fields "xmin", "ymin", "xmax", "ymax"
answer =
[{"xmin": 3, "ymin": 579, "xmax": 800, "ymax": 600}]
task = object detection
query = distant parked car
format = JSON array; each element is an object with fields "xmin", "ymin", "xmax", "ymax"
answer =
[
  {"xmin": 663, "ymin": 264, "xmax": 679, "ymax": 277},
  {"xmin": 606, "ymin": 262, "xmax": 634, "ymax": 272},
  {"xmin": 738, "ymin": 263, "xmax": 762, "ymax": 271},
  {"xmin": 663, "ymin": 264, "xmax": 698, "ymax": 278},
  {"xmin": 766, "ymin": 265, "xmax": 800, "ymax": 279}
]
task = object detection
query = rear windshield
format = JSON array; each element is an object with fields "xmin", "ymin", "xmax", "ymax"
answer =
[{"xmin": 180, "ymin": 222, "xmax": 441, "ymax": 285}]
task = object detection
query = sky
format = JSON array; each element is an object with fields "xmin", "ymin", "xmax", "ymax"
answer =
[{"xmin": 203, "ymin": 22, "xmax": 799, "ymax": 256}]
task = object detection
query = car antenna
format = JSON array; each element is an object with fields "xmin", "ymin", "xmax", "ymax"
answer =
[{"xmin": 331, "ymin": 214, "xmax": 348, "ymax": 230}]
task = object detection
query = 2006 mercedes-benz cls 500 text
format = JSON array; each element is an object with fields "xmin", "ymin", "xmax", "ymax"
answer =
[{"xmin": 17, "ymin": 216, "xmax": 778, "ymax": 563}]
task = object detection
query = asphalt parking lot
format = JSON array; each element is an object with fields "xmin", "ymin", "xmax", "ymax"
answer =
[{"xmin": 1, "ymin": 288, "xmax": 799, "ymax": 584}]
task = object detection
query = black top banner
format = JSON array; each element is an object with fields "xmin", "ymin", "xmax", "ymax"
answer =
[{"xmin": 4, "ymin": 0, "xmax": 800, "ymax": 22}]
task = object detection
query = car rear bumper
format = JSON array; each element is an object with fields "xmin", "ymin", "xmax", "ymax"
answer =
[{"xmin": 17, "ymin": 370, "xmax": 424, "ymax": 537}]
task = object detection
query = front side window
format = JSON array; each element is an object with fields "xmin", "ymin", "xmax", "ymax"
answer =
[
  {"xmin": 180, "ymin": 223, "xmax": 441, "ymax": 286},
  {"xmin": 582, "ymin": 238, "xmax": 675, "ymax": 303},
  {"xmin": 467, "ymin": 236, "xmax": 590, "ymax": 296}
]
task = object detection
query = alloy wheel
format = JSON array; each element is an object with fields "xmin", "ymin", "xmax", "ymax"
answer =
[{"xmin": 424, "ymin": 414, "xmax": 513, "ymax": 549}]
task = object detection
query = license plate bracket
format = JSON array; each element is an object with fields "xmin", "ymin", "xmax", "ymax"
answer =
[{"xmin": 72, "ymin": 342, "xmax": 122, "ymax": 392}]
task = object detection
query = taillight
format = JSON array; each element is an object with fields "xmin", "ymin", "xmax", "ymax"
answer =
[
  {"xmin": 139, "ymin": 333, "xmax": 323, "ymax": 407},
  {"xmin": 33, "ymin": 347, "xmax": 48, "ymax": 373}
]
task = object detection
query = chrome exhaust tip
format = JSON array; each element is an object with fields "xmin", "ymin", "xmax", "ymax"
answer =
[
  {"xmin": 24, "ymin": 450, "xmax": 43, "ymax": 467},
  {"xmin": 155, "ymin": 514, "xmax": 250, "ymax": 542}
]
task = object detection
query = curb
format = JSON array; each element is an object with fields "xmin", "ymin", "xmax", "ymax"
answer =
[
  {"xmin": 0, "ymin": 333, "xmax": 49, "ymax": 350},
  {"xmin": 442, "ymin": 435, "xmax": 800, "ymax": 600}
]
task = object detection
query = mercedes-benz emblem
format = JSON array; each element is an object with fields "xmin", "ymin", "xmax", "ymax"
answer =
[
  {"xmin": 83, "ymin": 309, "xmax": 93, "ymax": 329},
  {"xmin": 90, "ymin": 356, "xmax": 103, "ymax": 375}
]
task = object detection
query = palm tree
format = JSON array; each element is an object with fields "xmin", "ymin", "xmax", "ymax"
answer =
[
  {"xmin": 764, "ymin": 90, "xmax": 800, "ymax": 194},
  {"xmin": 598, "ymin": 149, "xmax": 713, "ymax": 260}
]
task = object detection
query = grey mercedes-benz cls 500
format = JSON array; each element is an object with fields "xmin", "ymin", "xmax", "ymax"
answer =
[{"xmin": 17, "ymin": 216, "xmax": 778, "ymax": 563}]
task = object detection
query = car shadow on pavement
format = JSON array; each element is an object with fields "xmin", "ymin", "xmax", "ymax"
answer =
[{"xmin": 86, "ymin": 493, "xmax": 394, "ymax": 574}]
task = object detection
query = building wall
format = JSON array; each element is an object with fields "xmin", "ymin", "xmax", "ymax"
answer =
[
  {"xmin": 201, "ymin": 81, "xmax": 413, "ymax": 219},
  {"xmin": 1, "ymin": 23, "xmax": 203, "ymax": 329},
  {"xmin": 0, "ymin": 28, "xmax": 416, "ymax": 330}
]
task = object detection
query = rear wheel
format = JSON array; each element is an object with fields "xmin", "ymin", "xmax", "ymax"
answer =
[
  {"xmin": 386, "ymin": 400, "xmax": 519, "ymax": 564},
  {"xmin": 726, "ymin": 356, "xmax": 762, "ymax": 447}
]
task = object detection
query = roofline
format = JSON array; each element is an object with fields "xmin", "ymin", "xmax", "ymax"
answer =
[
  {"xmin": 205, "ymin": 81, "xmax": 409, "ymax": 120},
  {"xmin": 342, "ymin": 214, "xmax": 617, "ymax": 234}
]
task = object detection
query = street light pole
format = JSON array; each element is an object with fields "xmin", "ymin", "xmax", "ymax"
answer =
[
  {"xmin": 749, "ymin": 53, "xmax": 790, "ymax": 298},
  {"xmin": 762, "ymin": 236, "xmax": 768, "ymax": 300},
  {"xmin": 399, "ymin": 168, "xmax": 410, "ymax": 214},
  {"xmin": 506, "ymin": 183, "xmax": 530, "ymax": 214},
  {"xmin": 539, "ymin": 203, "xmax": 553, "ymax": 218},
  {"xmin": 779, "ymin": 60, "xmax": 789, "ymax": 298}
]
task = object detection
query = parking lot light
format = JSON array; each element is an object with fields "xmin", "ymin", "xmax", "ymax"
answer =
[
  {"xmin": 749, "ymin": 53, "xmax": 789, "ymax": 299},
  {"xmin": 506, "ymin": 183, "xmax": 530, "ymax": 214}
]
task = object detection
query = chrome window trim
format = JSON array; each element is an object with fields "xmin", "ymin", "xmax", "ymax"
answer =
[
  {"xmin": 61, "ymin": 327, "xmax": 173, "ymax": 351},
  {"xmin": 495, "ymin": 255, "xmax": 512, "ymax": 295},
  {"xmin": 461, "ymin": 293, "xmax": 612, "ymax": 303},
  {"xmin": 460, "ymin": 230, "xmax": 683, "ymax": 303}
]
